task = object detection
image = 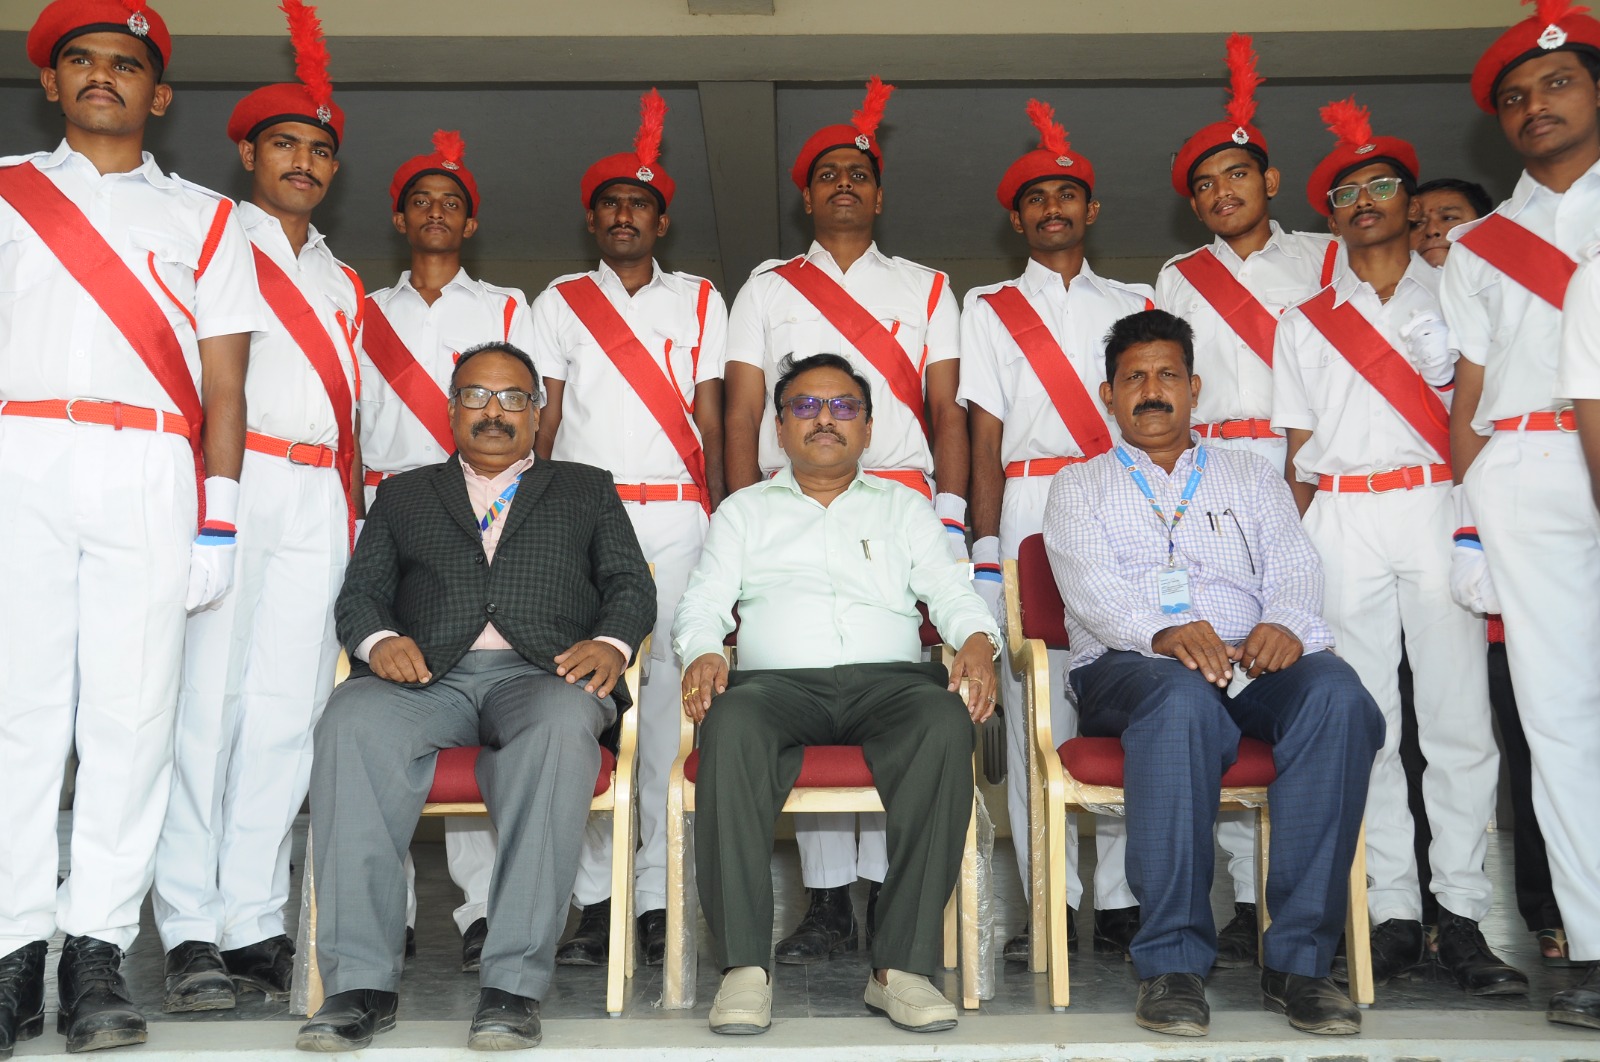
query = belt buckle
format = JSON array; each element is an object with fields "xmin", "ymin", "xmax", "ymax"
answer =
[
  {"xmin": 63, "ymin": 397, "xmax": 93, "ymax": 425},
  {"xmin": 1219, "ymin": 417, "xmax": 1249, "ymax": 438},
  {"xmin": 1557, "ymin": 405, "xmax": 1578, "ymax": 433},
  {"xmin": 286, "ymin": 442, "xmax": 318, "ymax": 466},
  {"xmin": 1366, "ymin": 467, "xmax": 1403, "ymax": 494}
]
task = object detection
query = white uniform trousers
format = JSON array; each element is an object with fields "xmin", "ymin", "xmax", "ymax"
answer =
[
  {"xmin": 364, "ymin": 480, "xmax": 498, "ymax": 937},
  {"xmin": 1468, "ymin": 430, "xmax": 1600, "ymax": 958},
  {"xmin": 1198, "ymin": 434, "xmax": 1284, "ymax": 902},
  {"xmin": 0, "ymin": 417, "xmax": 192, "ymax": 955},
  {"xmin": 998, "ymin": 475, "xmax": 1133, "ymax": 911},
  {"xmin": 1304, "ymin": 484, "xmax": 1497, "ymax": 923},
  {"xmin": 571, "ymin": 500, "xmax": 709, "ymax": 912},
  {"xmin": 153, "ymin": 450, "xmax": 348, "ymax": 951}
]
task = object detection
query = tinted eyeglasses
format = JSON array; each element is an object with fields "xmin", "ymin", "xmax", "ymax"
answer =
[
  {"xmin": 1327, "ymin": 176, "xmax": 1402, "ymax": 210},
  {"xmin": 451, "ymin": 386, "xmax": 535, "ymax": 412},
  {"xmin": 783, "ymin": 395, "xmax": 865, "ymax": 420}
]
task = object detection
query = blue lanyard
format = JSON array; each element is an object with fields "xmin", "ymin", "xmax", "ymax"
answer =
[
  {"xmin": 479, "ymin": 474, "xmax": 523, "ymax": 535},
  {"xmin": 1114, "ymin": 445, "xmax": 1207, "ymax": 568}
]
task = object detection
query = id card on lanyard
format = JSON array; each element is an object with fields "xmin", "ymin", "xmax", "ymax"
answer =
[
  {"xmin": 1114, "ymin": 445, "xmax": 1207, "ymax": 614},
  {"xmin": 480, "ymin": 474, "xmax": 523, "ymax": 536}
]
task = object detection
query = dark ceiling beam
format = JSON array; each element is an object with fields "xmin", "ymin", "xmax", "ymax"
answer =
[
  {"xmin": 0, "ymin": 29, "xmax": 1496, "ymax": 84},
  {"xmin": 696, "ymin": 81, "xmax": 781, "ymax": 293}
]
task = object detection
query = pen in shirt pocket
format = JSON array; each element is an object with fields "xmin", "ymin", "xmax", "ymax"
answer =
[
  {"xmin": 1207, "ymin": 512, "xmax": 1218, "ymax": 532},
  {"xmin": 861, "ymin": 539, "xmax": 872, "ymax": 560}
]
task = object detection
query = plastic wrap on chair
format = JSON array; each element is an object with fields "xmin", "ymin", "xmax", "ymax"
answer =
[
  {"xmin": 291, "ymin": 828, "xmax": 315, "ymax": 1017},
  {"xmin": 973, "ymin": 789, "xmax": 996, "ymax": 1000},
  {"xmin": 661, "ymin": 811, "xmax": 697, "ymax": 1009}
]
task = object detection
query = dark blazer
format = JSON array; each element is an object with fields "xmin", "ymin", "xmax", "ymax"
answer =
[{"xmin": 336, "ymin": 455, "xmax": 655, "ymax": 706}]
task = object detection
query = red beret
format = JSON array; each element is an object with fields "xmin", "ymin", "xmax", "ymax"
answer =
[
  {"xmin": 391, "ymin": 130, "xmax": 479, "ymax": 216},
  {"xmin": 580, "ymin": 89, "xmax": 675, "ymax": 210},
  {"xmin": 1306, "ymin": 97, "xmax": 1420, "ymax": 217},
  {"xmin": 1471, "ymin": 0, "xmax": 1600, "ymax": 113},
  {"xmin": 1171, "ymin": 35, "xmax": 1269, "ymax": 197},
  {"xmin": 227, "ymin": 85, "xmax": 344, "ymax": 150},
  {"xmin": 995, "ymin": 100, "xmax": 1094, "ymax": 209},
  {"xmin": 791, "ymin": 77, "xmax": 894, "ymax": 191},
  {"xmin": 27, "ymin": 0, "xmax": 170, "ymax": 72}
]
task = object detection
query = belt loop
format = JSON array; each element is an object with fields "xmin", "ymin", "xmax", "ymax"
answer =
[
  {"xmin": 154, "ymin": 408, "xmax": 164, "ymax": 434},
  {"xmin": 637, "ymin": 483, "xmax": 648, "ymax": 505},
  {"xmin": 111, "ymin": 401, "xmax": 124, "ymax": 431}
]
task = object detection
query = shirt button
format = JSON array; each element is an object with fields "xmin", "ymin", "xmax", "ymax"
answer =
[{"xmin": 485, "ymin": 602, "xmax": 497, "ymax": 614}]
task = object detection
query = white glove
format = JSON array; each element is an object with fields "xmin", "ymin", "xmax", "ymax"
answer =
[
  {"xmin": 971, "ymin": 535, "xmax": 1005, "ymax": 629},
  {"xmin": 1400, "ymin": 310, "xmax": 1455, "ymax": 388},
  {"xmin": 1448, "ymin": 484, "xmax": 1501, "ymax": 614},
  {"xmin": 186, "ymin": 476, "xmax": 240, "ymax": 614},
  {"xmin": 935, "ymin": 492, "xmax": 968, "ymax": 562}
]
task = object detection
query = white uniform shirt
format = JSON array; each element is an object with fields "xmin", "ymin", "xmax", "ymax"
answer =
[
  {"xmin": 533, "ymin": 259, "xmax": 727, "ymax": 483},
  {"xmin": 1441, "ymin": 158, "xmax": 1600, "ymax": 433},
  {"xmin": 238, "ymin": 202, "xmax": 360, "ymax": 447},
  {"xmin": 1558, "ymin": 250, "xmax": 1600, "ymax": 399},
  {"xmin": 0, "ymin": 140, "xmax": 264, "ymax": 409},
  {"xmin": 958, "ymin": 258, "xmax": 1149, "ymax": 463},
  {"xmin": 671, "ymin": 466, "xmax": 1000, "ymax": 670},
  {"xmin": 1273, "ymin": 254, "xmax": 1451, "ymax": 483},
  {"xmin": 725, "ymin": 240, "xmax": 959, "ymax": 476},
  {"xmin": 1155, "ymin": 222, "xmax": 1338, "ymax": 425},
  {"xmin": 358, "ymin": 267, "xmax": 537, "ymax": 474}
]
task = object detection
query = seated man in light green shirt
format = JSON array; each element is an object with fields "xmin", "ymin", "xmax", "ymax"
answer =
[{"xmin": 673, "ymin": 353, "xmax": 1001, "ymax": 1037}]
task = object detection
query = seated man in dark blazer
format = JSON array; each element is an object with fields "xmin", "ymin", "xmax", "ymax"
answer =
[{"xmin": 295, "ymin": 342, "xmax": 654, "ymax": 1053}]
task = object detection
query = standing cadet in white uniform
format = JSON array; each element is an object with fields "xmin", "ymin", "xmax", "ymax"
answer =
[
  {"xmin": 1444, "ymin": 0, "xmax": 1600, "ymax": 1030},
  {"xmin": 1155, "ymin": 34, "xmax": 1340, "ymax": 968},
  {"xmin": 1275, "ymin": 101, "xmax": 1524, "ymax": 997},
  {"xmin": 0, "ymin": 1, "xmax": 264, "ymax": 1053},
  {"xmin": 152, "ymin": 1, "xmax": 364, "ymax": 1015},
  {"xmin": 961, "ymin": 99, "xmax": 1145, "ymax": 966},
  {"xmin": 722, "ymin": 77, "xmax": 968, "ymax": 964},
  {"xmin": 359, "ymin": 130, "xmax": 539, "ymax": 970},
  {"xmin": 528, "ymin": 90, "xmax": 728, "ymax": 969}
]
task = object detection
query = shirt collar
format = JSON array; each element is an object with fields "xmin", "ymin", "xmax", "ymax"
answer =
[
  {"xmin": 1503, "ymin": 156, "xmax": 1600, "ymax": 218},
  {"xmin": 395, "ymin": 266, "xmax": 476, "ymax": 301},
  {"xmin": 762, "ymin": 463, "xmax": 885, "ymax": 497},
  {"xmin": 804, "ymin": 240, "xmax": 891, "ymax": 272},
  {"xmin": 1019, "ymin": 255, "xmax": 1109, "ymax": 298},
  {"xmin": 1117, "ymin": 434, "xmax": 1205, "ymax": 477},
  {"xmin": 1207, "ymin": 220, "xmax": 1306, "ymax": 266},
  {"xmin": 1328, "ymin": 249, "xmax": 1431, "ymax": 307},
  {"xmin": 460, "ymin": 453, "xmax": 535, "ymax": 491},
  {"xmin": 595, "ymin": 258, "xmax": 664, "ymax": 295},
  {"xmin": 237, "ymin": 200, "xmax": 328, "ymax": 256},
  {"xmin": 37, "ymin": 138, "xmax": 173, "ymax": 188}
]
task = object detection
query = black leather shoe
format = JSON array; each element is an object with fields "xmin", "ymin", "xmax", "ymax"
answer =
[
  {"xmin": 1003, "ymin": 907, "xmax": 1076, "ymax": 964},
  {"xmin": 1435, "ymin": 908, "xmax": 1528, "ymax": 996},
  {"xmin": 1134, "ymin": 972, "xmax": 1208, "ymax": 1037},
  {"xmin": 1332, "ymin": 917, "xmax": 1423, "ymax": 987},
  {"xmin": 1548, "ymin": 961, "xmax": 1600, "ymax": 1031},
  {"xmin": 467, "ymin": 987, "xmax": 541, "ymax": 1050},
  {"xmin": 461, "ymin": 918, "xmax": 488, "ymax": 973},
  {"xmin": 57, "ymin": 936, "xmax": 146, "ymax": 1053},
  {"xmin": 865, "ymin": 881, "xmax": 881, "ymax": 945},
  {"xmin": 1261, "ymin": 968, "xmax": 1360, "ymax": 1035},
  {"xmin": 1094, "ymin": 905, "xmax": 1140, "ymax": 960},
  {"xmin": 1214, "ymin": 903, "xmax": 1259, "ymax": 969},
  {"xmin": 295, "ymin": 989, "xmax": 398, "ymax": 1052},
  {"xmin": 0, "ymin": 941, "xmax": 47, "ymax": 1060},
  {"xmin": 162, "ymin": 940, "xmax": 236, "ymax": 1013},
  {"xmin": 404, "ymin": 926, "xmax": 416, "ymax": 960},
  {"xmin": 638, "ymin": 909, "xmax": 666, "ymax": 967},
  {"xmin": 774, "ymin": 885, "xmax": 858, "ymax": 965},
  {"xmin": 222, "ymin": 935, "xmax": 294, "ymax": 1001},
  {"xmin": 555, "ymin": 900, "xmax": 610, "ymax": 966}
]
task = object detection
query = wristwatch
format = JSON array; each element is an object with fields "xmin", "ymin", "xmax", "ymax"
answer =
[{"xmin": 982, "ymin": 630, "xmax": 1003, "ymax": 660}]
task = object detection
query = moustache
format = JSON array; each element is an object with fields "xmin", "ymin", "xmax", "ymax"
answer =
[
  {"xmin": 608, "ymin": 225, "xmax": 639, "ymax": 237},
  {"xmin": 828, "ymin": 191, "xmax": 860, "ymax": 204},
  {"xmin": 282, "ymin": 170, "xmax": 322, "ymax": 188},
  {"xmin": 76, "ymin": 85, "xmax": 124, "ymax": 105},
  {"xmin": 1132, "ymin": 399, "xmax": 1174, "ymax": 416},
  {"xmin": 805, "ymin": 426, "xmax": 845, "ymax": 443},
  {"xmin": 471, "ymin": 418, "xmax": 516, "ymax": 439}
]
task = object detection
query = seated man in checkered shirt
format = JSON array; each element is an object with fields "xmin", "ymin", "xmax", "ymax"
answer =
[{"xmin": 1042, "ymin": 309, "xmax": 1382, "ymax": 1040}]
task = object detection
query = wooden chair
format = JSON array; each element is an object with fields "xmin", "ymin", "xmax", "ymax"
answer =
[
  {"xmin": 293, "ymin": 637, "xmax": 648, "ymax": 1019},
  {"xmin": 662, "ymin": 612, "xmax": 987, "ymax": 1010},
  {"xmin": 1004, "ymin": 533, "xmax": 1374, "ymax": 1010}
]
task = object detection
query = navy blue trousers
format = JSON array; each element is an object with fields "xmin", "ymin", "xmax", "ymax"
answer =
[{"xmin": 1070, "ymin": 649, "xmax": 1383, "ymax": 979}]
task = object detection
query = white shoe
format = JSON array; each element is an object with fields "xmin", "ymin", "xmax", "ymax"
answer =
[
  {"xmin": 864, "ymin": 969, "xmax": 958, "ymax": 1032},
  {"xmin": 709, "ymin": 966, "xmax": 771, "ymax": 1035}
]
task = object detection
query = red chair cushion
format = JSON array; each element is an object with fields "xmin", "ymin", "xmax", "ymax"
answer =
[
  {"xmin": 428, "ymin": 745, "xmax": 616, "ymax": 803},
  {"xmin": 1018, "ymin": 534, "xmax": 1070, "ymax": 649},
  {"xmin": 683, "ymin": 745, "xmax": 875, "ymax": 788},
  {"xmin": 1058, "ymin": 736, "xmax": 1277, "ymax": 788}
]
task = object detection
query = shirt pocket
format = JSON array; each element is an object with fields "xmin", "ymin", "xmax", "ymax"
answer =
[
  {"xmin": 0, "ymin": 237, "xmax": 51, "ymax": 294},
  {"xmin": 126, "ymin": 225, "xmax": 200, "ymax": 328},
  {"xmin": 858, "ymin": 536, "xmax": 914, "ymax": 608},
  {"xmin": 649, "ymin": 321, "xmax": 702, "ymax": 406},
  {"xmin": 867, "ymin": 302, "xmax": 923, "ymax": 364},
  {"xmin": 769, "ymin": 308, "xmax": 823, "ymax": 361}
]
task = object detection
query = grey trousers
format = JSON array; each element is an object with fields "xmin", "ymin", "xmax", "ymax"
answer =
[{"xmin": 309, "ymin": 650, "xmax": 615, "ymax": 1000}]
